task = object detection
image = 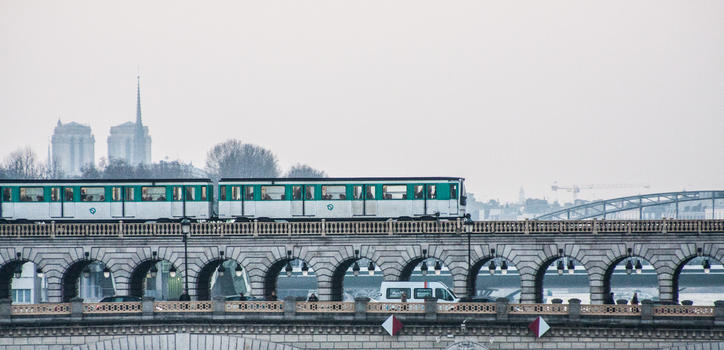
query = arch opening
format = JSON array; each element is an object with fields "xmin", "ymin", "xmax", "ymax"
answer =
[
  {"xmin": 604, "ymin": 257, "xmax": 658, "ymax": 305},
  {"xmin": 0, "ymin": 260, "xmax": 48, "ymax": 304},
  {"xmin": 196, "ymin": 259, "xmax": 249, "ymax": 301},
  {"xmin": 331, "ymin": 257, "xmax": 381, "ymax": 301},
  {"xmin": 673, "ymin": 256, "xmax": 724, "ymax": 305},
  {"xmin": 400, "ymin": 258, "xmax": 453, "ymax": 287},
  {"xmin": 467, "ymin": 257, "xmax": 520, "ymax": 302},
  {"xmin": 62, "ymin": 260, "xmax": 115, "ymax": 302},
  {"xmin": 536, "ymin": 256, "xmax": 589, "ymax": 304},
  {"xmin": 264, "ymin": 258, "xmax": 317, "ymax": 300},
  {"xmin": 129, "ymin": 260, "xmax": 182, "ymax": 301}
]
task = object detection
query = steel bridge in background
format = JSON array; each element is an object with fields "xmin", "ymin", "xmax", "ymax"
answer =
[{"xmin": 535, "ymin": 190, "xmax": 724, "ymax": 220}]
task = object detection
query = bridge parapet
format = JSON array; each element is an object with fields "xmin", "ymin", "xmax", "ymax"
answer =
[{"xmin": 2, "ymin": 219, "xmax": 724, "ymax": 237}]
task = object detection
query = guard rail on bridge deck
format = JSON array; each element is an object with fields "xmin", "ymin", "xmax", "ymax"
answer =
[{"xmin": 1, "ymin": 219, "xmax": 723, "ymax": 237}]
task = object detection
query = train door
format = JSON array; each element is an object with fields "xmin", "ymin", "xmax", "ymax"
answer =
[
  {"xmin": 448, "ymin": 183, "xmax": 459, "ymax": 215},
  {"xmin": 49, "ymin": 187, "xmax": 62, "ymax": 218},
  {"xmin": 123, "ymin": 187, "xmax": 136, "ymax": 218},
  {"xmin": 303, "ymin": 185, "xmax": 316, "ymax": 216},
  {"xmin": 352, "ymin": 186, "xmax": 364, "ymax": 216},
  {"xmin": 364, "ymin": 185, "xmax": 377, "ymax": 216},
  {"xmin": 412, "ymin": 185, "xmax": 425, "ymax": 216},
  {"xmin": 228, "ymin": 186, "xmax": 242, "ymax": 216},
  {"xmin": 426, "ymin": 184, "xmax": 439, "ymax": 215},
  {"xmin": 110, "ymin": 187, "xmax": 123, "ymax": 217},
  {"xmin": 291, "ymin": 185, "xmax": 303, "ymax": 216},
  {"xmin": 171, "ymin": 187, "xmax": 184, "ymax": 217},
  {"xmin": 243, "ymin": 186, "xmax": 255, "ymax": 216},
  {"xmin": 1, "ymin": 187, "xmax": 12, "ymax": 218},
  {"xmin": 62, "ymin": 187, "xmax": 75, "ymax": 218}
]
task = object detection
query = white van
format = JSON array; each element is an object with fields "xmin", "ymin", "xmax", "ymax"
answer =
[{"xmin": 376, "ymin": 281, "xmax": 458, "ymax": 303}]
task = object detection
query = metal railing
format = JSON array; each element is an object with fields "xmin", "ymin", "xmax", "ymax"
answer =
[
  {"xmin": 296, "ymin": 301, "xmax": 354, "ymax": 313},
  {"xmin": 83, "ymin": 302, "xmax": 142, "ymax": 314},
  {"xmin": 153, "ymin": 301, "xmax": 212, "ymax": 313},
  {"xmin": 437, "ymin": 302, "xmax": 496, "ymax": 314},
  {"xmin": 225, "ymin": 301, "xmax": 284, "ymax": 312},
  {"xmin": 580, "ymin": 304, "xmax": 641, "ymax": 316},
  {"xmin": 1, "ymin": 219, "xmax": 723, "ymax": 237},
  {"xmin": 366, "ymin": 302, "xmax": 426, "ymax": 313}
]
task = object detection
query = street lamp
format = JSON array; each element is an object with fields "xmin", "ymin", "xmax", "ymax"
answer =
[
  {"xmin": 488, "ymin": 261, "xmax": 496, "ymax": 275},
  {"xmin": 557, "ymin": 259, "xmax": 564, "ymax": 275},
  {"xmin": 36, "ymin": 268, "xmax": 44, "ymax": 278},
  {"xmin": 635, "ymin": 259, "xmax": 643, "ymax": 274},
  {"xmin": 703, "ymin": 259, "xmax": 711, "ymax": 274},
  {"xmin": 567, "ymin": 259, "xmax": 575, "ymax": 275},
  {"xmin": 301, "ymin": 262, "xmax": 309, "ymax": 276},
  {"xmin": 179, "ymin": 218, "xmax": 191, "ymax": 301},
  {"xmin": 169, "ymin": 265, "xmax": 177, "ymax": 278},
  {"xmin": 235, "ymin": 263, "xmax": 243, "ymax": 277},
  {"xmin": 500, "ymin": 260, "xmax": 508, "ymax": 275},
  {"xmin": 434, "ymin": 260, "xmax": 442, "ymax": 275},
  {"xmin": 285, "ymin": 261, "xmax": 293, "ymax": 277},
  {"xmin": 103, "ymin": 267, "xmax": 111, "ymax": 279},
  {"xmin": 352, "ymin": 261, "xmax": 360, "ymax": 276},
  {"xmin": 625, "ymin": 259, "xmax": 634, "ymax": 275},
  {"xmin": 420, "ymin": 260, "xmax": 428, "ymax": 276},
  {"xmin": 464, "ymin": 214, "xmax": 473, "ymax": 277},
  {"xmin": 368, "ymin": 261, "xmax": 375, "ymax": 276}
]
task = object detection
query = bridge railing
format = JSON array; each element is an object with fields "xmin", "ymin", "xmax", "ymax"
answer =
[{"xmin": 1, "ymin": 219, "xmax": 723, "ymax": 237}]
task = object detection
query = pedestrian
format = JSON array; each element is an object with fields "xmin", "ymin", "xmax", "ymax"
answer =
[
  {"xmin": 631, "ymin": 292, "xmax": 639, "ymax": 305},
  {"xmin": 608, "ymin": 292, "xmax": 615, "ymax": 305},
  {"xmin": 308, "ymin": 293, "xmax": 318, "ymax": 302},
  {"xmin": 400, "ymin": 291, "xmax": 408, "ymax": 303},
  {"xmin": 239, "ymin": 292, "xmax": 247, "ymax": 301},
  {"xmin": 269, "ymin": 290, "xmax": 277, "ymax": 301}
]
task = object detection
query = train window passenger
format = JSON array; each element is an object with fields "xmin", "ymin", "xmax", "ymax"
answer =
[
  {"xmin": 51, "ymin": 188, "xmax": 60, "ymax": 202},
  {"xmin": 219, "ymin": 186, "xmax": 227, "ymax": 200},
  {"xmin": 366, "ymin": 186, "xmax": 376, "ymax": 200},
  {"xmin": 142, "ymin": 187, "xmax": 166, "ymax": 201},
  {"xmin": 305, "ymin": 186, "xmax": 314, "ymax": 200},
  {"xmin": 450, "ymin": 184, "xmax": 458, "ymax": 199},
  {"xmin": 414, "ymin": 185, "xmax": 424, "ymax": 199},
  {"xmin": 232, "ymin": 186, "xmax": 241, "ymax": 200},
  {"xmin": 65, "ymin": 188, "xmax": 74, "ymax": 202},
  {"xmin": 245, "ymin": 186, "xmax": 254, "ymax": 200},
  {"xmin": 2, "ymin": 188, "xmax": 10, "ymax": 202},
  {"xmin": 185, "ymin": 187, "xmax": 195, "ymax": 201},
  {"xmin": 174, "ymin": 187, "xmax": 183, "ymax": 201},
  {"xmin": 124, "ymin": 187, "xmax": 134, "ymax": 201},
  {"xmin": 353, "ymin": 186, "xmax": 362, "ymax": 200},
  {"xmin": 382, "ymin": 185, "xmax": 406, "ymax": 200},
  {"xmin": 261, "ymin": 186, "xmax": 285, "ymax": 200},
  {"xmin": 321, "ymin": 186, "xmax": 346, "ymax": 200},
  {"xmin": 19, "ymin": 187, "xmax": 43, "ymax": 202},
  {"xmin": 112, "ymin": 187, "xmax": 122, "ymax": 201},
  {"xmin": 427, "ymin": 185, "xmax": 437, "ymax": 199},
  {"xmin": 201, "ymin": 187, "xmax": 207, "ymax": 200},
  {"xmin": 80, "ymin": 187, "xmax": 105, "ymax": 202},
  {"xmin": 292, "ymin": 186, "xmax": 302, "ymax": 200}
]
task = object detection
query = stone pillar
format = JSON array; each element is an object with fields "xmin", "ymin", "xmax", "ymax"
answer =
[
  {"xmin": 70, "ymin": 297, "xmax": 83, "ymax": 318},
  {"xmin": 212, "ymin": 296, "xmax": 225, "ymax": 315},
  {"xmin": 714, "ymin": 300, "xmax": 724, "ymax": 326},
  {"xmin": 46, "ymin": 274, "xmax": 62, "ymax": 303},
  {"xmin": 315, "ymin": 274, "xmax": 333, "ymax": 302},
  {"xmin": 284, "ymin": 296, "xmax": 296, "ymax": 318},
  {"xmin": 657, "ymin": 272, "xmax": 675, "ymax": 305},
  {"xmin": 424, "ymin": 298, "xmax": 437, "ymax": 321},
  {"xmin": 0, "ymin": 298, "xmax": 10, "ymax": 321},
  {"xmin": 568, "ymin": 298, "xmax": 581, "ymax": 322},
  {"xmin": 518, "ymin": 273, "xmax": 536, "ymax": 303},
  {"xmin": 588, "ymin": 273, "xmax": 606, "ymax": 305},
  {"xmin": 113, "ymin": 274, "xmax": 130, "ymax": 297},
  {"xmin": 354, "ymin": 297, "xmax": 370, "ymax": 321},
  {"xmin": 496, "ymin": 298, "xmax": 509, "ymax": 321},
  {"xmin": 142, "ymin": 297, "xmax": 154, "ymax": 316},
  {"xmin": 641, "ymin": 299, "xmax": 653, "ymax": 323}
]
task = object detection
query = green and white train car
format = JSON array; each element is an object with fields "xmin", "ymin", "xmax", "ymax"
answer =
[
  {"xmin": 217, "ymin": 177, "xmax": 466, "ymax": 220},
  {"xmin": 0, "ymin": 179, "xmax": 213, "ymax": 222}
]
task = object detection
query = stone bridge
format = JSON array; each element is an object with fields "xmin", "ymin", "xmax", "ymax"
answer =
[{"xmin": 0, "ymin": 219, "xmax": 723, "ymax": 304}]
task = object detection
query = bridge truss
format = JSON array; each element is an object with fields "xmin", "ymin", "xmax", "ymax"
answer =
[{"xmin": 535, "ymin": 190, "xmax": 724, "ymax": 220}]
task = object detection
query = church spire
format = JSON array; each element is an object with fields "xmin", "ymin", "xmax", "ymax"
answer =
[
  {"xmin": 132, "ymin": 74, "xmax": 148, "ymax": 165},
  {"xmin": 136, "ymin": 75, "xmax": 142, "ymax": 127}
]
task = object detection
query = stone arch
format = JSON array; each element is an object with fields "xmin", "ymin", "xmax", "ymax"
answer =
[
  {"xmin": 68, "ymin": 333, "xmax": 304, "ymax": 350},
  {"xmin": 195, "ymin": 257, "xmax": 248, "ymax": 301},
  {"xmin": 128, "ymin": 248, "xmax": 183, "ymax": 299},
  {"xmin": 262, "ymin": 247, "xmax": 317, "ymax": 300},
  {"xmin": 466, "ymin": 245, "xmax": 516, "ymax": 297},
  {"xmin": 602, "ymin": 251, "xmax": 661, "ymax": 303},
  {"xmin": 398, "ymin": 246, "xmax": 453, "ymax": 281},
  {"xmin": 671, "ymin": 245, "xmax": 724, "ymax": 304},
  {"xmin": 329, "ymin": 246, "xmax": 384, "ymax": 301},
  {"xmin": 61, "ymin": 258, "xmax": 101, "ymax": 302},
  {"xmin": 531, "ymin": 245, "xmax": 590, "ymax": 303},
  {"xmin": 0, "ymin": 258, "xmax": 32, "ymax": 300}
]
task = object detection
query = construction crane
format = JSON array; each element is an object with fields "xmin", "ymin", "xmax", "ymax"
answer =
[{"xmin": 551, "ymin": 182, "xmax": 651, "ymax": 202}]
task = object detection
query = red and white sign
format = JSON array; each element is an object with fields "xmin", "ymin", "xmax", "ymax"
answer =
[
  {"xmin": 528, "ymin": 316, "xmax": 550, "ymax": 338},
  {"xmin": 382, "ymin": 315, "xmax": 403, "ymax": 336}
]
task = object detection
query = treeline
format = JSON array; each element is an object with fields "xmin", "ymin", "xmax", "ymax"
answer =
[{"xmin": 0, "ymin": 139, "xmax": 326, "ymax": 180}]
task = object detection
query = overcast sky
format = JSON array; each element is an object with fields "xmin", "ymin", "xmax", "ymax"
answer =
[{"xmin": 1, "ymin": 0, "xmax": 722, "ymax": 203}]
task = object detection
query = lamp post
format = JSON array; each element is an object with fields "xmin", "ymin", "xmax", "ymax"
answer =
[
  {"xmin": 464, "ymin": 214, "xmax": 473, "ymax": 274},
  {"xmin": 179, "ymin": 218, "xmax": 191, "ymax": 301}
]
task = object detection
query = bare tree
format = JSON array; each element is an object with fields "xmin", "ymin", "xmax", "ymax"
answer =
[
  {"xmin": 2, "ymin": 147, "xmax": 43, "ymax": 179},
  {"xmin": 285, "ymin": 163, "xmax": 327, "ymax": 178},
  {"xmin": 205, "ymin": 139, "xmax": 280, "ymax": 179}
]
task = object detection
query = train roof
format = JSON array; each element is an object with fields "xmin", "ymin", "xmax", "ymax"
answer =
[
  {"xmin": 220, "ymin": 177, "xmax": 464, "ymax": 182},
  {"xmin": 0, "ymin": 178, "xmax": 211, "ymax": 183}
]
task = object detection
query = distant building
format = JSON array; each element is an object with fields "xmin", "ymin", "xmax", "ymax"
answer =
[
  {"xmin": 51, "ymin": 120, "xmax": 95, "ymax": 177},
  {"xmin": 107, "ymin": 76, "xmax": 151, "ymax": 165}
]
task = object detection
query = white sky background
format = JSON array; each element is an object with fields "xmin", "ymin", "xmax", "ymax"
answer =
[{"xmin": 1, "ymin": 0, "xmax": 723, "ymax": 203}]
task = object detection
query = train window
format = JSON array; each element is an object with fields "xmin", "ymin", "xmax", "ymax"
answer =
[
  {"xmin": 414, "ymin": 185, "xmax": 424, "ymax": 199},
  {"xmin": 142, "ymin": 187, "xmax": 166, "ymax": 201},
  {"xmin": 245, "ymin": 186, "xmax": 254, "ymax": 200},
  {"xmin": 366, "ymin": 186, "xmax": 376, "ymax": 200},
  {"xmin": 64, "ymin": 188, "xmax": 74, "ymax": 201},
  {"xmin": 173, "ymin": 187, "xmax": 183, "ymax": 201},
  {"xmin": 261, "ymin": 186, "xmax": 285, "ymax": 200},
  {"xmin": 80, "ymin": 187, "xmax": 105, "ymax": 202},
  {"xmin": 201, "ymin": 187, "xmax": 207, "ymax": 200},
  {"xmin": 112, "ymin": 187, "xmax": 122, "ymax": 201},
  {"xmin": 219, "ymin": 186, "xmax": 227, "ymax": 200},
  {"xmin": 51, "ymin": 188, "xmax": 60, "ymax": 202},
  {"xmin": 2, "ymin": 188, "xmax": 10, "ymax": 202},
  {"xmin": 305, "ymin": 186, "xmax": 314, "ymax": 200},
  {"xmin": 292, "ymin": 186, "xmax": 302, "ymax": 200},
  {"xmin": 19, "ymin": 187, "xmax": 44, "ymax": 202},
  {"xmin": 321, "ymin": 186, "xmax": 346, "ymax": 200},
  {"xmin": 353, "ymin": 186, "xmax": 362, "ymax": 200},
  {"xmin": 124, "ymin": 187, "xmax": 134, "ymax": 201},
  {"xmin": 382, "ymin": 185, "xmax": 406, "ymax": 200},
  {"xmin": 185, "ymin": 187, "xmax": 195, "ymax": 201},
  {"xmin": 232, "ymin": 186, "xmax": 241, "ymax": 200},
  {"xmin": 427, "ymin": 185, "xmax": 437, "ymax": 199},
  {"xmin": 450, "ymin": 184, "xmax": 458, "ymax": 199}
]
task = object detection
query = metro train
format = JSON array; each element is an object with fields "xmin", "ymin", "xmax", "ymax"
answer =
[{"xmin": 0, "ymin": 177, "xmax": 466, "ymax": 222}]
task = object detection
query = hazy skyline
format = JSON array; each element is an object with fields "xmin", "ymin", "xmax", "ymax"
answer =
[{"xmin": 1, "ymin": 0, "xmax": 723, "ymax": 202}]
